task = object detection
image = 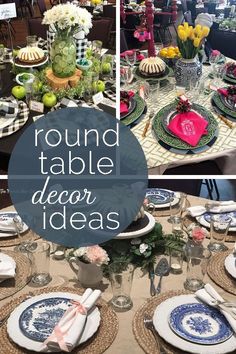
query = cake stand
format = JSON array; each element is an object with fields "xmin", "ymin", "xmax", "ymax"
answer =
[{"xmin": 14, "ymin": 56, "xmax": 49, "ymax": 68}]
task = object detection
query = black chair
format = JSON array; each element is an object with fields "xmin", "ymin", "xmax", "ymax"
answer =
[
  {"xmin": 80, "ymin": 6, "xmax": 94, "ymax": 14},
  {"xmin": 207, "ymin": 29, "xmax": 236, "ymax": 60},
  {"xmin": 102, "ymin": 5, "xmax": 115, "ymax": 48},
  {"xmin": 37, "ymin": 0, "xmax": 47, "ymax": 16},
  {"xmin": 14, "ymin": 0, "xmax": 34, "ymax": 18},
  {"xmin": 204, "ymin": 2, "xmax": 217, "ymax": 14},
  {"xmin": 163, "ymin": 160, "xmax": 222, "ymax": 175},
  {"xmin": 87, "ymin": 18, "xmax": 113, "ymax": 48},
  {"xmin": 27, "ymin": 17, "xmax": 48, "ymax": 39},
  {"xmin": 148, "ymin": 179, "xmax": 203, "ymax": 197}
]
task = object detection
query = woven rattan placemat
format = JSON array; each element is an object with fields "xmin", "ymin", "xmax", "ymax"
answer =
[
  {"xmin": 207, "ymin": 250, "xmax": 236, "ymax": 296},
  {"xmin": 133, "ymin": 290, "xmax": 190, "ymax": 354},
  {"xmin": 0, "ymin": 250, "xmax": 31, "ymax": 301},
  {"xmin": 0, "ymin": 286, "xmax": 119, "ymax": 354},
  {"xmin": 0, "ymin": 229, "xmax": 40, "ymax": 247},
  {"xmin": 183, "ymin": 215, "xmax": 236, "ymax": 242}
]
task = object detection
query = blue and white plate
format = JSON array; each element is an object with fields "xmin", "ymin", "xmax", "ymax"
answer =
[
  {"xmin": 19, "ymin": 297, "xmax": 72, "ymax": 342},
  {"xmin": 169, "ymin": 303, "xmax": 233, "ymax": 345},
  {"xmin": 7, "ymin": 292, "xmax": 100, "ymax": 352},
  {"xmin": 197, "ymin": 211, "xmax": 236, "ymax": 231},
  {"xmin": 145, "ymin": 188, "xmax": 173, "ymax": 205}
]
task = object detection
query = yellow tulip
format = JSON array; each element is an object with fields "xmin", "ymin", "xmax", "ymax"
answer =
[
  {"xmin": 183, "ymin": 22, "xmax": 189, "ymax": 29},
  {"xmin": 178, "ymin": 25, "xmax": 184, "ymax": 32},
  {"xmin": 193, "ymin": 37, "xmax": 201, "ymax": 48},
  {"xmin": 202, "ymin": 26, "xmax": 210, "ymax": 37},
  {"xmin": 178, "ymin": 29, "xmax": 188, "ymax": 41},
  {"xmin": 194, "ymin": 25, "xmax": 203, "ymax": 38}
]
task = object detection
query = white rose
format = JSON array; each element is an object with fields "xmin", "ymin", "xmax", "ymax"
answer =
[
  {"xmin": 139, "ymin": 243, "xmax": 148, "ymax": 254},
  {"xmin": 74, "ymin": 247, "xmax": 87, "ymax": 258},
  {"xmin": 131, "ymin": 238, "xmax": 141, "ymax": 245}
]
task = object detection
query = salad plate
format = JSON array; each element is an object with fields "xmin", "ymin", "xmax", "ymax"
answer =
[
  {"xmin": 169, "ymin": 303, "xmax": 233, "ymax": 345},
  {"xmin": 145, "ymin": 189, "xmax": 180, "ymax": 209},
  {"xmin": 153, "ymin": 294, "xmax": 236, "ymax": 354},
  {"xmin": 224, "ymin": 253, "xmax": 236, "ymax": 279},
  {"xmin": 7, "ymin": 292, "xmax": 101, "ymax": 352},
  {"xmin": 197, "ymin": 212, "xmax": 236, "ymax": 232},
  {"xmin": 0, "ymin": 212, "xmax": 28, "ymax": 238},
  {"xmin": 212, "ymin": 93, "xmax": 236, "ymax": 121},
  {"xmin": 121, "ymin": 94, "xmax": 146, "ymax": 127}
]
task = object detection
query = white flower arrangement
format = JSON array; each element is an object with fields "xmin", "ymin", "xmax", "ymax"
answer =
[
  {"xmin": 42, "ymin": 4, "xmax": 92, "ymax": 36},
  {"xmin": 66, "ymin": 245, "xmax": 110, "ymax": 266}
]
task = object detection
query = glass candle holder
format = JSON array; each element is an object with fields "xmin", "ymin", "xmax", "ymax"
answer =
[
  {"xmin": 28, "ymin": 242, "xmax": 52, "ymax": 287},
  {"xmin": 169, "ymin": 248, "xmax": 183, "ymax": 274}
]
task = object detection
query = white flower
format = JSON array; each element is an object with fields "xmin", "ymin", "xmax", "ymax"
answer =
[
  {"xmin": 74, "ymin": 247, "xmax": 88, "ymax": 258},
  {"xmin": 131, "ymin": 238, "xmax": 141, "ymax": 245},
  {"xmin": 139, "ymin": 243, "xmax": 148, "ymax": 254}
]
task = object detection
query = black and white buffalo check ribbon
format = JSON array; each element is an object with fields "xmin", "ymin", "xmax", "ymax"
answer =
[
  {"xmin": 0, "ymin": 98, "xmax": 29, "ymax": 138},
  {"xmin": 104, "ymin": 82, "xmax": 116, "ymax": 102}
]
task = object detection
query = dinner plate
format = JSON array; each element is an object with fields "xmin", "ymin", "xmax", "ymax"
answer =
[
  {"xmin": 153, "ymin": 102, "xmax": 218, "ymax": 150},
  {"xmin": 169, "ymin": 303, "xmax": 233, "ymax": 345},
  {"xmin": 115, "ymin": 211, "xmax": 155, "ymax": 239},
  {"xmin": 219, "ymin": 94, "xmax": 236, "ymax": 112},
  {"xmin": 145, "ymin": 189, "xmax": 180, "ymax": 209},
  {"xmin": 0, "ymin": 212, "xmax": 29, "ymax": 238},
  {"xmin": 121, "ymin": 94, "xmax": 146, "ymax": 127},
  {"xmin": 153, "ymin": 294, "xmax": 236, "ymax": 354},
  {"xmin": 7, "ymin": 292, "xmax": 101, "ymax": 353},
  {"xmin": 0, "ymin": 253, "xmax": 16, "ymax": 267},
  {"xmin": 224, "ymin": 253, "xmax": 236, "ymax": 279},
  {"xmin": 212, "ymin": 92, "xmax": 236, "ymax": 120},
  {"xmin": 197, "ymin": 211, "xmax": 236, "ymax": 232},
  {"xmin": 120, "ymin": 97, "xmax": 137, "ymax": 119}
]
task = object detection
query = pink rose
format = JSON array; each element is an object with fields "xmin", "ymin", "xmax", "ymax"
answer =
[
  {"xmin": 211, "ymin": 50, "xmax": 220, "ymax": 57},
  {"xmin": 191, "ymin": 226, "xmax": 208, "ymax": 243},
  {"xmin": 85, "ymin": 245, "xmax": 109, "ymax": 265}
]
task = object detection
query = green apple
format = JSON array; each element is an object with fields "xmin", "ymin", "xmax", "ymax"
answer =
[
  {"xmin": 42, "ymin": 92, "xmax": 57, "ymax": 108},
  {"xmin": 11, "ymin": 85, "xmax": 26, "ymax": 99},
  {"xmin": 86, "ymin": 48, "xmax": 93, "ymax": 59},
  {"xmin": 96, "ymin": 80, "xmax": 105, "ymax": 92},
  {"xmin": 101, "ymin": 62, "xmax": 111, "ymax": 74},
  {"xmin": 13, "ymin": 49, "xmax": 19, "ymax": 57}
]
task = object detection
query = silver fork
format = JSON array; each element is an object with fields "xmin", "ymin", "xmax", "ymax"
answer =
[{"xmin": 143, "ymin": 314, "xmax": 165, "ymax": 354}]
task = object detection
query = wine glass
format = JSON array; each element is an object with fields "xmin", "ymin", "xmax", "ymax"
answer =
[
  {"xmin": 125, "ymin": 51, "xmax": 137, "ymax": 72},
  {"xmin": 214, "ymin": 64, "xmax": 227, "ymax": 88},
  {"xmin": 120, "ymin": 66, "xmax": 132, "ymax": 90}
]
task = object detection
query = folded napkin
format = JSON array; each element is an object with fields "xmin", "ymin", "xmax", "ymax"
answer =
[
  {"xmin": 0, "ymin": 215, "xmax": 18, "ymax": 232},
  {"xmin": 167, "ymin": 111, "xmax": 208, "ymax": 146},
  {"xmin": 41, "ymin": 288, "xmax": 101, "ymax": 352},
  {"xmin": 0, "ymin": 100, "xmax": 18, "ymax": 118},
  {"xmin": 218, "ymin": 88, "xmax": 236, "ymax": 103},
  {"xmin": 196, "ymin": 284, "xmax": 236, "ymax": 333},
  {"xmin": 0, "ymin": 259, "xmax": 16, "ymax": 280},
  {"xmin": 120, "ymin": 91, "xmax": 135, "ymax": 114},
  {"xmin": 187, "ymin": 201, "xmax": 236, "ymax": 217},
  {"xmin": 120, "ymin": 50, "xmax": 145, "ymax": 61}
]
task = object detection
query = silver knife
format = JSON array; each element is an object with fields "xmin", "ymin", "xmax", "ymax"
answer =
[{"xmin": 149, "ymin": 265, "xmax": 156, "ymax": 297}]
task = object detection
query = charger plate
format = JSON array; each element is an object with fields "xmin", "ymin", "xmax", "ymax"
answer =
[
  {"xmin": 152, "ymin": 102, "xmax": 218, "ymax": 150},
  {"xmin": 120, "ymin": 97, "xmax": 136, "ymax": 119},
  {"xmin": 212, "ymin": 92, "xmax": 236, "ymax": 120},
  {"xmin": 121, "ymin": 94, "xmax": 146, "ymax": 127},
  {"xmin": 207, "ymin": 251, "xmax": 236, "ymax": 296},
  {"xmin": 0, "ymin": 286, "xmax": 118, "ymax": 354},
  {"xmin": 0, "ymin": 250, "xmax": 31, "ymax": 301}
]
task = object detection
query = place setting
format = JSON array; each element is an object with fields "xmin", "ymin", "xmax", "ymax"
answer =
[
  {"xmin": 0, "ymin": 286, "xmax": 119, "ymax": 354},
  {"xmin": 0, "ymin": 210, "xmax": 40, "ymax": 247},
  {"xmin": 120, "ymin": 88, "xmax": 147, "ymax": 127},
  {"xmin": 133, "ymin": 282, "xmax": 236, "ymax": 354},
  {"xmin": 152, "ymin": 96, "xmax": 219, "ymax": 155},
  {"xmin": 212, "ymin": 84, "xmax": 236, "ymax": 122}
]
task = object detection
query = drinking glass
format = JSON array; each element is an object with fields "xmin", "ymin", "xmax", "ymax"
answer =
[
  {"xmin": 101, "ymin": 54, "xmax": 113, "ymax": 79},
  {"xmin": 24, "ymin": 78, "xmax": 35, "ymax": 104},
  {"xmin": 125, "ymin": 51, "xmax": 137, "ymax": 69},
  {"xmin": 214, "ymin": 64, "xmax": 227, "ymax": 88},
  {"xmin": 92, "ymin": 40, "xmax": 102, "ymax": 58},
  {"xmin": 149, "ymin": 81, "xmax": 160, "ymax": 101},
  {"xmin": 28, "ymin": 241, "xmax": 52, "ymax": 286},
  {"xmin": 83, "ymin": 74, "xmax": 93, "ymax": 101},
  {"xmin": 110, "ymin": 263, "xmax": 134, "ymax": 311},
  {"xmin": 184, "ymin": 245, "xmax": 211, "ymax": 291},
  {"xmin": 168, "ymin": 192, "xmax": 187, "ymax": 223},
  {"xmin": 208, "ymin": 214, "xmax": 231, "ymax": 252},
  {"xmin": 169, "ymin": 248, "xmax": 183, "ymax": 274},
  {"xmin": 120, "ymin": 66, "xmax": 132, "ymax": 89},
  {"xmin": 138, "ymin": 81, "xmax": 150, "ymax": 101},
  {"xmin": 0, "ymin": 45, "xmax": 4, "ymax": 62},
  {"xmin": 26, "ymin": 35, "xmax": 38, "ymax": 47}
]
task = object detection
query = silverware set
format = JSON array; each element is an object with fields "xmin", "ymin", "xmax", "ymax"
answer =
[{"xmin": 143, "ymin": 314, "xmax": 166, "ymax": 354}]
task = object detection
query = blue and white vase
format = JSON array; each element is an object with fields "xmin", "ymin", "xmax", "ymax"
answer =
[{"xmin": 175, "ymin": 57, "xmax": 202, "ymax": 89}]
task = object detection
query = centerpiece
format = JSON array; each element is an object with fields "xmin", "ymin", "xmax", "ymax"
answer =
[
  {"xmin": 175, "ymin": 22, "xmax": 210, "ymax": 88},
  {"xmin": 42, "ymin": 3, "xmax": 92, "ymax": 79}
]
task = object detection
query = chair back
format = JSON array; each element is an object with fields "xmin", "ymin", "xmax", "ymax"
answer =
[
  {"xmin": 80, "ymin": 5, "xmax": 94, "ymax": 14},
  {"xmin": 180, "ymin": 0, "xmax": 187, "ymax": 13},
  {"xmin": 103, "ymin": 5, "xmax": 115, "ymax": 19},
  {"xmin": 27, "ymin": 17, "xmax": 48, "ymax": 39},
  {"xmin": 87, "ymin": 18, "xmax": 113, "ymax": 48},
  {"xmin": 37, "ymin": 0, "xmax": 47, "ymax": 16},
  {"xmin": 183, "ymin": 10, "xmax": 192, "ymax": 24}
]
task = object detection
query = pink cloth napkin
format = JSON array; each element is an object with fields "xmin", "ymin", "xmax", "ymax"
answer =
[
  {"xmin": 120, "ymin": 91, "xmax": 135, "ymax": 114},
  {"xmin": 120, "ymin": 50, "xmax": 145, "ymax": 61},
  {"xmin": 218, "ymin": 88, "xmax": 228, "ymax": 97},
  {"xmin": 167, "ymin": 111, "xmax": 208, "ymax": 146}
]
